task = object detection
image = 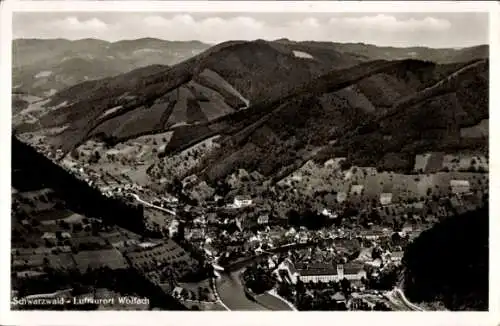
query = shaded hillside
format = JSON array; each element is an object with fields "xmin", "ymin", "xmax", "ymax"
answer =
[
  {"xmin": 12, "ymin": 38, "xmax": 210, "ymax": 96},
  {"xmin": 320, "ymin": 59, "xmax": 488, "ymax": 171},
  {"xmin": 11, "ymin": 135, "xmax": 147, "ymax": 234},
  {"xmin": 402, "ymin": 202, "xmax": 488, "ymax": 310},
  {"xmin": 15, "ymin": 39, "xmax": 363, "ymax": 153},
  {"xmin": 180, "ymin": 58, "xmax": 488, "ymax": 182}
]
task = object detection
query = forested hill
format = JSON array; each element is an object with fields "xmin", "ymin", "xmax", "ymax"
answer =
[{"xmin": 402, "ymin": 201, "xmax": 489, "ymax": 310}]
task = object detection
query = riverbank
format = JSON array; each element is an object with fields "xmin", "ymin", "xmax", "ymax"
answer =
[
  {"xmin": 266, "ymin": 289, "xmax": 298, "ymax": 311},
  {"xmin": 214, "ymin": 269, "xmax": 268, "ymax": 310},
  {"xmin": 239, "ymin": 271, "xmax": 295, "ymax": 311},
  {"xmin": 209, "ymin": 277, "xmax": 230, "ymax": 311}
]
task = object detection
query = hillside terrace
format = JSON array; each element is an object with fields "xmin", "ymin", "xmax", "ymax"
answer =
[
  {"xmin": 278, "ymin": 159, "xmax": 488, "ymax": 205},
  {"xmin": 12, "ymin": 251, "xmax": 77, "ymax": 271},
  {"xmin": 73, "ymin": 248, "xmax": 129, "ymax": 273},
  {"xmin": 124, "ymin": 240, "xmax": 196, "ymax": 272}
]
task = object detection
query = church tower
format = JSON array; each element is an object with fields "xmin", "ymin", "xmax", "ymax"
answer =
[{"xmin": 337, "ymin": 264, "xmax": 344, "ymax": 279}]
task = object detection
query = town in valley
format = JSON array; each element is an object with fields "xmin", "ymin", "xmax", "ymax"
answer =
[{"xmin": 10, "ymin": 11, "xmax": 489, "ymax": 311}]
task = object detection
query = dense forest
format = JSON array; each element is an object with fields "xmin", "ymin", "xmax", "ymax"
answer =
[{"xmin": 402, "ymin": 200, "xmax": 488, "ymax": 310}]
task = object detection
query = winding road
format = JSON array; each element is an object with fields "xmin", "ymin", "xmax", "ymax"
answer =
[{"xmin": 383, "ymin": 287, "xmax": 425, "ymax": 311}]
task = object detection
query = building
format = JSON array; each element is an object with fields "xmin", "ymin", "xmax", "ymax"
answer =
[
  {"xmin": 193, "ymin": 215, "xmax": 206, "ymax": 226},
  {"xmin": 321, "ymin": 208, "xmax": 338, "ymax": 219},
  {"xmin": 185, "ymin": 228, "xmax": 205, "ymax": 242},
  {"xmin": 337, "ymin": 192, "xmax": 347, "ymax": 203},
  {"xmin": 295, "ymin": 262, "xmax": 366, "ymax": 283},
  {"xmin": 350, "ymin": 185, "xmax": 364, "ymax": 196},
  {"xmin": 171, "ymin": 286, "xmax": 184, "ymax": 299},
  {"xmin": 402, "ymin": 226, "xmax": 413, "ymax": 234},
  {"xmin": 342, "ymin": 262, "xmax": 367, "ymax": 281},
  {"xmin": 233, "ymin": 195, "xmax": 253, "ymax": 208},
  {"xmin": 379, "ymin": 193, "xmax": 393, "ymax": 205},
  {"xmin": 361, "ymin": 230, "xmax": 385, "ymax": 241},
  {"xmin": 295, "ymin": 231, "xmax": 309, "ymax": 244},
  {"xmin": 168, "ymin": 219, "xmax": 179, "ymax": 237},
  {"xmin": 298, "ymin": 264, "xmax": 340, "ymax": 283},
  {"xmin": 257, "ymin": 215, "xmax": 269, "ymax": 225},
  {"xmin": 450, "ymin": 180, "xmax": 471, "ymax": 194},
  {"xmin": 324, "ymin": 159, "xmax": 336, "ymax": 168},
  {"xmin": 267, "ymin": 257, "xmax": 277, "ymax": 269},
  {"xmin": 41, "ymin": 232, "xmax": 56, "ymax": 240},
  {"xmin": 163, "ymin": 196, "xmax": 179, "ymax": 204},
  {"xmin": 390, "ymin": 251, "xmax": 404, "ymax": 264}
]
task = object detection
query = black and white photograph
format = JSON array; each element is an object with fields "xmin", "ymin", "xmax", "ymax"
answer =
[{"xmin": 1, "ymin": 1, "xmax": 495, "ymax": 322}]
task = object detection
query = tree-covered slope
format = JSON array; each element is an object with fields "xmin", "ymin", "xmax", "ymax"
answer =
[{"xmin": 402, "ymin": 201, "xmax": 489, "ymax": 310}]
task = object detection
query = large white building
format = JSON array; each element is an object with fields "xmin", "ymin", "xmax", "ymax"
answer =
[
  {"xmin": 257, "ymin": 215, "xmax": 269, "ymax": 225},
  {"xmin": 450, "ymin": 180, "xmax": 471, "ymax": 194},
  {"xmin": 233, "ymin": 195, "xmax": 253, "ymax": 208},
  {"xmin": 380, "ymin": 193, "xmax": 393, "ymax": 205},
  {"xmin": 298, "ymin": 263, "xmax": 366, "ymax": 283},
  {"xmin": 274, "ymin": 259, "xmax": 366, "ymax": 284},
  {"xmin": 350, "ymin": 185, "xmax": 364, "ymax": 196},
  {"xmin": 168, "ymin": 219, "xmax": 180, "ymax": 237}
]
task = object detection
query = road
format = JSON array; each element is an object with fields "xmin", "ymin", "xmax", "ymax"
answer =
[
  {"xmin": 129, "ymin": 193, "xmax": 177, "ymax": 216},
  {"xmin": 383, "ymin": 288, "xmax": 424, "ymax": 311},
  {"xmin": 393, "ymin": 288, "xmax": 425, "ymax": 311}
]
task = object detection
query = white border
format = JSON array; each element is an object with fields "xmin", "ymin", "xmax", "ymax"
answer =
[
  {"xmin": 3, "ymin": 0, "xmax": 499, "ymax": 12},
  {"xmin": 489, "ymin": 4, "xmax": 500, "ymax": 324},
  {"xmin": 1, "ymin": 1, "xmax": 499, "ymax": 326}
]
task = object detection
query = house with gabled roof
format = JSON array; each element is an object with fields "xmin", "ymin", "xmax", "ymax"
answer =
[
  {"xmin": 380, "ymin": 193, "xmax": 393, "ymax": 205},
  {"xmin": 233, "ymin": 195, "xmax": 253, "ymax": 208},
  {"xmin": 350, "ymin": 185, "xmax": 364, "ymax": 196},
  {"xmin": 450, "ymin": 180, "xmax": 471, "ymax": 194}
]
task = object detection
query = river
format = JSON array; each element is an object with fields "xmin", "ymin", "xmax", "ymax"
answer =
[
  {"xmin": 214, "ymin": 240, "xmax": 342, "ymax": 310},
  {"xmin": 215, "ymin": 269, "xmax": 269, "ymax": 310}
]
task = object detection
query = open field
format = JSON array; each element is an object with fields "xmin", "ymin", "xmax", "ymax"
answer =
[
  {"xmin": 279, "ymin": 160, "xmax": 487, "ymax": 204},
  {"xmin": 73, "ymin": 248, "xmax": 129, "ymax": 272}
]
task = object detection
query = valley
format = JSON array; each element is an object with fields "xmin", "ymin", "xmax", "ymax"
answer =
[{"xmin": 11, "ymin": 36, "xmax": 489, "ymax": 312}]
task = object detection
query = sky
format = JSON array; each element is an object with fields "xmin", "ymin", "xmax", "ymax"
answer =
[{"xmin": 13, "ymin": 12, "xmax": 489, "ymax": 48}]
